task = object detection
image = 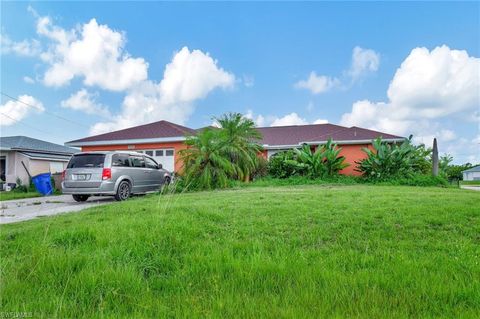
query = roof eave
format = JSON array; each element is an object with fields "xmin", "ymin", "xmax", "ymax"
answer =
[
  {"xmin": 10, "ymin": 147, "xmax": 76, "ymax": 155},
  {"xmin": 66, "ymin": 136, "xmax": 187, "ymax": 147},
  {"xmin": 18, "ymin": 152, "xmax": 71, "ymax": 161},
  {"xmin": 262, "ymin": 138, "xmax": 406, "ymax": 149}
]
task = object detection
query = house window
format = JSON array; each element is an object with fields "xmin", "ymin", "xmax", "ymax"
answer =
[
  {"xmin": 155, "ymin": 150, "xmax": 164, "ymax": 156},
  {"xmin": 165, "ymin": 150, "xmax": 174, "ymax": 156},
  {"xmin": 145, "ymin": 150, "xmax": 154, "ymax": 156}
]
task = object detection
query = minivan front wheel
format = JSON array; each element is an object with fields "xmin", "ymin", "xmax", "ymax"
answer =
[
  {"xmin": 72, "ymin": 194, "xmax": 89, "ymax": 202},
  {"xmin": 115, "ymin": 181, "xmax": 131, "ymax": 201}
]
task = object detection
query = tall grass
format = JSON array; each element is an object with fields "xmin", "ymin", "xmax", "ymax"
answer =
[{"xmin": 1, "ymin": 185, "xmax": 479, "ymax": 318}]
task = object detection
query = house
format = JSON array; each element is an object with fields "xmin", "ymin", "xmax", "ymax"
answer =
[
  {"xmin": 462, "ymin": 166, "xmax": 480, "ymax": 181},
  {"xmin": 0, "ymin": 136, "xmax": 78, "ymax": 185},
  {"xmin": 66, "ymin": 120, "xmax": 404, "ymax": 176}
]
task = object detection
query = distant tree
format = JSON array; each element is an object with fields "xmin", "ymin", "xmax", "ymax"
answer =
[{"xmin": 444, "ymin": 162, "xmax": 473, "ymax": 181}]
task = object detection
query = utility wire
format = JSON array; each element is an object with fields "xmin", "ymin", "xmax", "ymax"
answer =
[
  {"xmin": 0, "ymin": 111, "xmax": 56, "ymax": 137},
  {"xmin": 1, "ymin": 92, "xmax": 90, "ymax": 128}
]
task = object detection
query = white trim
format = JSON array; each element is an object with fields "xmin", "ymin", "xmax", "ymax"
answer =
[
  {"xmin": 18, "ymin": 152, "xmax": 71, "ymax": 162},
  {"xmin": 304, "ymin": 138, "xmax": 405, "ymax": 145},
  {"xmin": 23, "ymin": 156, "xmax": 70, "ymax": 162},
  {"xmin": 66, "ymin": 136, "xmax": 186, "ymax": 147},
  {"xmin": 262, "ymin": 138, "xmax": 405, "ymax": 150}
]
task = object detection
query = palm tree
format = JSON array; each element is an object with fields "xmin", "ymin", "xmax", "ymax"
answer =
[
  {"xmin": 214, "ymin": 112, "xmax": 262, "ymax": 182},
  {"xmin": 179, "ymin": 128, "xmax": 236, "ymax": 190}
]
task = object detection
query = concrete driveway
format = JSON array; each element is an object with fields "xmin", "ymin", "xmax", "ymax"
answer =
[
  {"xmin": 0, "ymin": 195, "xmax": 115, "ymax": 224},
  {"xmin": 461, "ymin": 186, "xmax": 480, "ymax": 191}
]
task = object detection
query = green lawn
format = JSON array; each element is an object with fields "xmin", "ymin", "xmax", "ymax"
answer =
[
  {"xmin": 0, "ymin": 191, "xmax": 41, "ymax": 201},
  {"xmin": 1, "ymin": 185, "xmax": 479, "ymax": 318},
  {"xmin": 460, "ymin": 180, "xmax": 480, "ymax": 186}
]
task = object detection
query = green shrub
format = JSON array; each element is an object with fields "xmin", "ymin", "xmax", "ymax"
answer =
[
  {"xmin": 267, "ymin": 150, "xmax": 306, "ymax": 178},
  {"xmin": 356, "ymin": 136, "xmax": 428, "ymax": 180},
  {"xmin": 268, "ymin": 139, "xmax": 348, "ymax": 179},
  {"xmin": 14, "ymin": 177, "xmax": 28, "ymax": 193},
  {"xmin": 374, "ymin": 174, "xmax": 448, "ymax": 187},
  {"xmin": 241, "ymin": 175, "xmax": 362, "ymax": 187},
  {"xmin": 294, "ymin": 139, "xmax": 348, "ymax": 178}
]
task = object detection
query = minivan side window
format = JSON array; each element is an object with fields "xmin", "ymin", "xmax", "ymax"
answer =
[
  {"xmin": 145, "ymin": 157, "xmax": 158, "ymax": 169},
  {"xmin": 129, "ymin": 156, "xmax": 145, "ymax": 168},
  {"xmin": 112, "ymin": 154, "xmax": 130, "ymax": 167},
  {"xmin": 67, "ymin": 154, "xmax": 105, "ymax": 168}
]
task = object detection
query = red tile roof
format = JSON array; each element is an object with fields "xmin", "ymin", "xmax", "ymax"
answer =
[
  {"xmin": 256, "ymin": 124, "xmax": 403, "ymax": 146},
  {"xmin": 67, "ymin": 120, "xmax": 404, "ymax": 146},
  {"xmin": 68, "ymin": 120, "xmax": 197, "ymax": 144}
]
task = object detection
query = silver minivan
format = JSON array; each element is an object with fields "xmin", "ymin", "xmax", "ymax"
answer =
[{"xmin": 61, "ymin": 151, "xmax": 171, "ymax": 202}]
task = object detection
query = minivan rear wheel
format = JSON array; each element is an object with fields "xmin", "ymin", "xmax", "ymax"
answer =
[
  {"xmin": 115, "ymin": 180, "xmax": 131, "ymax": 201},
  {"xmin": 72, "ymin": 194, "xmax": 89, "ymax": 202}
]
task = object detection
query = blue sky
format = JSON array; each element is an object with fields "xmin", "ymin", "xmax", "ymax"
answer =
[{"xmin": 1, "ymin": 1, "xmax": 479, "ymax": 163}]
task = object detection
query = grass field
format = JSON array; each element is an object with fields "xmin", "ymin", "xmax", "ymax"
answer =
[
  {"xmin": 0, "ymin": 191, "xmax": 41, "ymax": 201},
  {"xmin": 1, "ymin": 185, "xmax": 479, "ymax": 318},
  {"xmin": 460, "ymin": 180, "xmax": 480, "ymax": 186}
]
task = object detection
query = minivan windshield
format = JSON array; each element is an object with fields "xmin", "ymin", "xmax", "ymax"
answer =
[{"xmin": 67, "ymin": 154, "xmax": 105, "ymax": 168}]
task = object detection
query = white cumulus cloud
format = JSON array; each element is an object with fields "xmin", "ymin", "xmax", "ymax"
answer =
[
  {"xmin": 0, "ymin": 33, "xmax": 41, "ymax": 57},
  {"xmin": 90, "ymin": 47, "xmax": 235, "ymax": 134},
  {"xmin": 296, "ymin": 46, "xmax": 380, "ymax": 94},
  {"xmin": 340, "ymin": 45, "xmax": 480, "ymax": 162},
  {"xmin": 23, "ymin": 76, "xmax": 35, "ymax": 84},
  {"xmin": 61, "ymin": 89, "xmax": 110, "ymax": 117},
  {"xmin": 245, "ymin": 110, "xmax": 329, "ymax": 127},
  {"xmin": 270, "ymin": 112, "xmax": 309, "ymax": 127},
  {"xmin": 244, "ymin": 109, "xmax": 266, "ymax": 127},
  {"xmin": 0, "ymin": 95, "xmax": 45, "ymax": 126},
  {"xmin": 295, "ymin": 72, "xmax": 339, "ymax": 95},
  {"xmin": 348, "ymin": 46, "xmax": 380, "ymax": 81},
  {"xmin": 36, "ymin": 16, "xmax": 148, "ymax": 91},
  {"xmin": 313, "ymin": 118, "xmax": 329, "ymax": 124}
]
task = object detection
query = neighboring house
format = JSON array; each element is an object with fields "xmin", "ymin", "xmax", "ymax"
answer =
[
  {"xmin": 66, "ymin": 120, "xmax": 404, "ymax": 176},
  {"xmin": 462, "ymin": 166, "xmax": 480, "ymax": 181},
  {"xmin": 0, "ymin": 136, "xmax": 78, "ymax": 185}
]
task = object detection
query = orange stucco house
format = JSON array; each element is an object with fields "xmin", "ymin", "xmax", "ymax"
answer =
[{"xmin": 66, "ymin": 120, "xmax": 404, "ymax": 175}]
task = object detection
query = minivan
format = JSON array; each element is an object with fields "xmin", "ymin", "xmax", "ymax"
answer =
[{"xmin": 62, "ymin": 151, "xmax": 171, "ymax": 202}]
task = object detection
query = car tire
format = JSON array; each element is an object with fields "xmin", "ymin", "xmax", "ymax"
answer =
[
  {"xmin": 164, "ymin": 176, "xmax": 171, "ymax": 185},
  {"xmin": 72, "ymin": 194, "xmax": 89, "ymax": 202},
  {"xmin": 115, "ymin": 180, "xmax": 131, "ymax": 201}
]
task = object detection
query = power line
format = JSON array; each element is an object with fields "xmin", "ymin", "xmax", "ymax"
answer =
[
  {"xmin": 0, "ymin": 112, "xmax": 56, "ymax": 137},
  {"xmin": 1, "ymin": 92, "xmax": 90, "ymax": 128}
]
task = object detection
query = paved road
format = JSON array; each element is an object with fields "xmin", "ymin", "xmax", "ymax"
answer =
[
  {"xmin": 0, "ymin": 195, "xmax": 115, "ymax": 224},
  {"xmin": 461, "ymin": 186, "xmax": 480, "ymax": 192}
]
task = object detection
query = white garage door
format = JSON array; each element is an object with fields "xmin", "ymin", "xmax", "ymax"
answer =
[{"xmin": 140, "ymin": 149, "xmax": 175, "ymax": 172}]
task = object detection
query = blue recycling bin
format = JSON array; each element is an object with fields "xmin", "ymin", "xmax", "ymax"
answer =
[{"xmin": 32, "ymin": 173, "xmax": 53, "ymax": 196}]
